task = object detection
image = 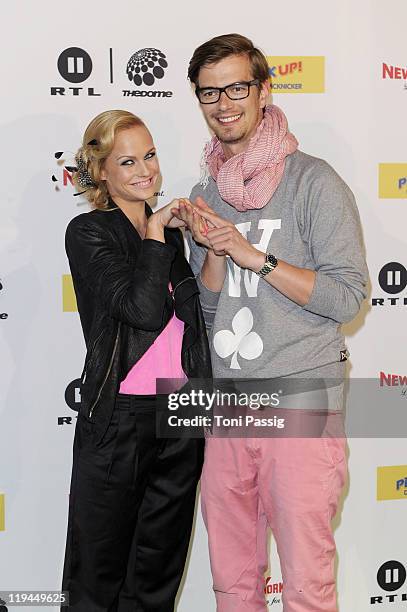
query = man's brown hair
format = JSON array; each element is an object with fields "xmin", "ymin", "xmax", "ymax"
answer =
[{"xmin": 188, "ymin": 33, "xmax": 270, "ymax": 86}]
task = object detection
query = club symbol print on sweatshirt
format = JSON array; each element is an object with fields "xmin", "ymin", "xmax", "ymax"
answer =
[{"xmin": 213, "ymin": 307, "xmax": 263, "ymax": 369}]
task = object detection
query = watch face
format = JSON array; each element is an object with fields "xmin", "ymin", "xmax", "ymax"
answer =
[
  {"xmin": 257, "ymin": 253, "xmax": 278, "ymax": 276},
  {"xmin": 266, "ymin": 253, "xmax": 278, "ymax": 266}
]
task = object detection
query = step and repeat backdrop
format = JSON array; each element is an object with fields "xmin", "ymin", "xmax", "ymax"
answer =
[{"xmin": 1, "ymin": 1, "xmax": 407, "ymax": 610}]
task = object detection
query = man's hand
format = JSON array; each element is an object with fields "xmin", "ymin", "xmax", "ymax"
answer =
[
  {"xmin": 171, "ymin": 197, "xmax": 214, "ymax": 247},
  {"xmin": 193, "ymin": 203, "xmax": 265, "ymax": 271},
  {"xmin": 186, "ymin": 199, "xmax": 316, "ymax": 306}
]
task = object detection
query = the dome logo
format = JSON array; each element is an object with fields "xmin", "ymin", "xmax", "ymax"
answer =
[{"xmin": 126, "ymin": 48, "xmax": 168, "ymax": 87}]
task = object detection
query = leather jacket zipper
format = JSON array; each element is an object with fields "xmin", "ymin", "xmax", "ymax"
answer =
[
  {"xmin": 171, "ymin": 276, "xmax": 195, "ymax": 300},
  {"xmin": 81, "ymin": 328, "xmax": 105, "ymax": 384},
  {"xmin": 88, "ymin": 323, "xmax": 121, "ymax": 418}
]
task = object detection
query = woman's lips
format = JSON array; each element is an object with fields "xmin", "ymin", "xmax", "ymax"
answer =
[{"xmin": 131, "ymin": 177, "xmax": 154, "ymax": 188}]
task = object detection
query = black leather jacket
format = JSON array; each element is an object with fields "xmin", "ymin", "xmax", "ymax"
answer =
[{"xmin": 65, "ymin": 201, "xmax": 212, "ymax": 445}]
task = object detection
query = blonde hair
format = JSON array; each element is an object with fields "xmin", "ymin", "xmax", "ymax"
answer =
[{"xmin": 74, "ymin": 110, "xmax": 145, "ymax": 210}]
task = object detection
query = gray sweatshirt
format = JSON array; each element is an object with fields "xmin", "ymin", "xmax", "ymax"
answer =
[{"xmin": 188, "ymin": 150, "xmax": 368, "ymax": 385}]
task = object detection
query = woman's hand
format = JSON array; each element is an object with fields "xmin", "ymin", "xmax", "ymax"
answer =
[
  {"xmin": 148, "ymin": 199, "xmax": 187, "ymax": 229},
  {"xmin": 146, "ymin": 198, "xmax": 191, "ymax": 242},
  {"xmin": 171, "ymin": 197, "xmax": 214, "ymax": 247}
]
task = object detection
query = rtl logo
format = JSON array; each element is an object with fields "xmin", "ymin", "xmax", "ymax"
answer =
[
  {"xmin": 51, "ymin": 47, "xmax": 101, "ymax": 97},
  {"xmin": 371, "ymin": 560, "xmax": 407, "ymax": 604},
  {"xmin": 371, "ymin": 262, "xmax": 407, "ymax": 307},
  {"xmin": 58, "ymin": 378, "xmax": 81, "ymax": 426}
]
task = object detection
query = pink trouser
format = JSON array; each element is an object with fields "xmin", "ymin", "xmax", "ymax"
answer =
[{"xmin": 201, "ymin": 418, "xmax": 347, "ymax": 612}]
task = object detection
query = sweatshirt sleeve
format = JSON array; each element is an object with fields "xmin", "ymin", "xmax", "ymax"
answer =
[{"xmin": 300, "ymin": 161, "xmax": 368, "ymax": 323}]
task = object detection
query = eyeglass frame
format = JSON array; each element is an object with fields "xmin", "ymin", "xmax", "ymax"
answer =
[{"xmin": 195, "ymin": 79, "xmax": 260, "ymax": 104}]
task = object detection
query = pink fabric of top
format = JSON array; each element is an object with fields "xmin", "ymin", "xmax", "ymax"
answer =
[{"xmin": 119, "ymin": 286, "xmax": 186, "ymax": 395}]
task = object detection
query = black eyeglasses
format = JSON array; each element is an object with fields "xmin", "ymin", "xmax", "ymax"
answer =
[{"xmin": 195, "ymin": 79, "xmax": 260, "ymax": 104}]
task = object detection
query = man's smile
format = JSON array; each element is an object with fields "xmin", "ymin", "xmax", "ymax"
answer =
[{"xmin": 217, "ymin": 113, "xmax": 242, "ymax": 125}]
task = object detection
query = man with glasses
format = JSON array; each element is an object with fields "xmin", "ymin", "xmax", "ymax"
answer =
[
  {"xmin": 178, "ymin": 33, "xmax": 367, "ymax": 612},
  {"xmin": 197, "ymin": 79, "xmax": 260, "ymax": 104}
]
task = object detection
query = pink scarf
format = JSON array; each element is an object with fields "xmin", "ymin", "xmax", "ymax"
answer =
[{"xmin": 203, "ymin": 104, "xmax": 298, "ymax": 212}]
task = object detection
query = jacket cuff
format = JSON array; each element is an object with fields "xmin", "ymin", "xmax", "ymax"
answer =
[{"xmin": 139, "ymin": 239, "xmax": 177, "ymax": 271}]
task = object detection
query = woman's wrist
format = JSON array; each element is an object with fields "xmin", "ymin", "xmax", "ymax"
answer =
[
  {"xmin": 147, "ymin": 213, "xmax": 165, "ymax": 228},
  {"xmin": 146, "ymin": 215, "xmax": 165, "ymax": 242}
]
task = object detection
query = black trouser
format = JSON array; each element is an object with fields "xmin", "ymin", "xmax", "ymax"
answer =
[{"xmin": 61, "ymin": 394, "xmax": 204, "ymax": 612}]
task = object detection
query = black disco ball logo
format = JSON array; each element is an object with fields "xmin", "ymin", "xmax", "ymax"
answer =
[
  {"xmin": 58, "ymin": 47, "xmax": 92, "ymax": 83},
  {"xmin": 377, "ymin": 560, "xmax": 406, "ymax": 592},
  {"xmin": 378, "ymin": 262, "xmax": 407, "ymax": 294},
  {"xmin": 126, "ymin": 48, "xmax": 168, "ymax": 86}
]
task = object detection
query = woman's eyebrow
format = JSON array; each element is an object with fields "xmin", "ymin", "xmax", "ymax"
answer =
[{"xmin": 116, "ymin": 148, "xmax": 156, "ymax": 161}]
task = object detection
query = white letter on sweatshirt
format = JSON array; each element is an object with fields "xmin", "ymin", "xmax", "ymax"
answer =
[{"xmin": 228, "ymin": 219, "xmax": 282, "ymax": 298}]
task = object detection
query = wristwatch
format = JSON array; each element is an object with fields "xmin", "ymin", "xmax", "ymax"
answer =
[{"xmin": 256, "ymin": 252, "xmax": 279, "ymax": 277}]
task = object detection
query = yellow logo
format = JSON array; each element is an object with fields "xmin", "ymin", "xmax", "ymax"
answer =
[
  {"xmin": 267, "ymin": 56, "xmax": 325, "ymax": 94},
  {"xmin": 0, "ymin": 494, "xmax": 5, "ymax": 531},
  {"xmin": 377, "ymin": 465, "xmax": 407, "ymax": 501},
  {"xmin": 379, "ymin": 164, "xmax": 407, "ymax": 198},
  {"xmin": 62, "ymin": 274, "xmax": 78, "ymax": 312}
]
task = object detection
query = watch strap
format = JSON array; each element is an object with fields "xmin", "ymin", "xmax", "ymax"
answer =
[{"xmin": 256, "ymin": 253, "xmax": 278, "ymax": 277}]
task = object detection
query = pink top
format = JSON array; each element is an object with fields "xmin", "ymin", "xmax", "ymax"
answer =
[{"xmin": 119, "ymin": 288, "xmax": 187, "ymax": 395}]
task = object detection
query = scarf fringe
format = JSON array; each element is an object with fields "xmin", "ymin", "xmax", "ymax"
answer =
[{"xmin": 199, "ymin": 141, "xmax": 212, "ymax": 189}]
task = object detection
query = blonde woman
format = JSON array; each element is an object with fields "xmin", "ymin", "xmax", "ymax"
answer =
[{"xmin": 61, "ymin": 110, "xmax": 211, "ymax": 611}]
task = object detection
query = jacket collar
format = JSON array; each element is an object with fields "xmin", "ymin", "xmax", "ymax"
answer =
[
  {"xmin": 106, "ymin": 196, "xmax": 153, "ymax": 217},
  {"xmin": 107, "ymin": 195, "xmax": 199, "ymax": 310}
]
